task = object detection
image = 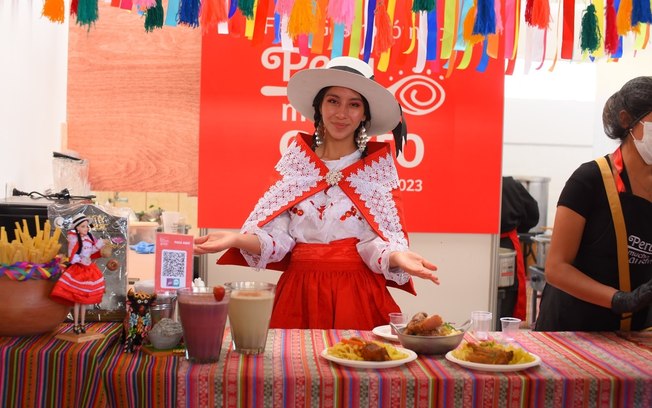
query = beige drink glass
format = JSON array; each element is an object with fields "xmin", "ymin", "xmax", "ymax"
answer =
[{"xmin": 225, "ymin": 281, "xmax": 276, "ymax": 355}]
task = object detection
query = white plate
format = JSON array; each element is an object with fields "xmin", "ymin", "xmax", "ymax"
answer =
[
  {"xmin": 445, "ymin": 350, "xmax": 541, "ymax": 372},
  {"xmin": 320, "ymin": 347, "xmax": 417, "ymax": 369},
  {"xmin": 372, "ymin": 325, "xmax": 399, "ymax": 341}
]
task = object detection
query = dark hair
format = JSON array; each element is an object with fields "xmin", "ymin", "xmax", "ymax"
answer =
[
  {"xmin": 602, "ymin": 76, "xmax": 652, "ymax": 140},
  {"xmin": 311, "ymin": 87, "xmax": 372, "ymax": 155},
  {"xmin": 74, "ymin": 224, "xmax": 95, "ymax": 255}
]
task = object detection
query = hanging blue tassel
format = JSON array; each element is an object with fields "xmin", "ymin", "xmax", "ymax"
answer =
[
  {"xmin": 473, "ymin": 0, "xmax": 496, "ymax": 35},
  {"xmin": 632, "ymin": 0, "xmax": 652, "ymax": 25},
  {"xmin": 178, "ymin": 0, "xmax": 200, "ymax": 28}
]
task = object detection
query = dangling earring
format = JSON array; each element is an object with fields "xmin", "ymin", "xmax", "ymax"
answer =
[
  {"xmin": 313, "ymin": 122, "xmax": 323, "ymax": 147},
  {"xmin": 356, "ymin": 124, "xmax": 369, "ymax": 152}
]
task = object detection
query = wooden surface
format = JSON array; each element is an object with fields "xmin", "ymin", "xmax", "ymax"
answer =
[{"xmin": 67, "ymin": 3, "xmax": 201, "ymax": 194}]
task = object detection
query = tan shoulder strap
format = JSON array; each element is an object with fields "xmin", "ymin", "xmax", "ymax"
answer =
[{"xmin": 595, "ymin": 156, "xmax": 632, "ymax": 330}]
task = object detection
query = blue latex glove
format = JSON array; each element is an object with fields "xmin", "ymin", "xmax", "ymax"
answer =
[{"xmin": 130, "ymin": 241, "xmax": 156, "ymax": 254}]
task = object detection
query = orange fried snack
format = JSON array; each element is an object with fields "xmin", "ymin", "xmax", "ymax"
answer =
[
  {"xmin": 405, "ymin": 312, "xmax": 444, "ymax": 335},
  {"xmin": 465, "ymin": 342, "xmax": 514, "ymax": 365}
]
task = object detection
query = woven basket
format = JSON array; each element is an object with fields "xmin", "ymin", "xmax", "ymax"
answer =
[{"xmin": 0, "ymin": 259, "xmax": 69, "ymax": 337}]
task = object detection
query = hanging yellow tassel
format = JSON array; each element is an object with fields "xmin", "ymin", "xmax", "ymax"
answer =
[
  {"xmin": 288, "ymin": 0, "xmax": 316, "ymax": 39},
  {"xmin": 42, "ymin": 0, "xmax": 65, "ymax": 23},
  {"xmin": 617, "ymin": 0, "xmax": 634, "ymax": 35}
]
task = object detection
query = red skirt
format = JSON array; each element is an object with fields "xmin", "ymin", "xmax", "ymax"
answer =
[
  {"xmin": 50, "ymin": 263, "xmax": 105, "ymax": 305},
  {"xmin": 269, "ymin": 238, "xmax": 400, "ymax": 330}
]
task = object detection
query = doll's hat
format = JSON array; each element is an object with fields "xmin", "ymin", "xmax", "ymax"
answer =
[
  {"xmin": 71, "ymin": 213, "xmax": 91, "ymax": 229},
  {"xmin": 286, "ymin": 57, "xmax": 402, "ymax": 137}
]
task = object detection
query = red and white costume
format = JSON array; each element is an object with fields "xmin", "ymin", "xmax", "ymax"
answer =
[
  {"xmin": 51, "ymin": 231, "xmax": 105, "ymax": 305},
  {"xmin": 219, "ymin": 133, "xmax": 416, "ymax": 330}
]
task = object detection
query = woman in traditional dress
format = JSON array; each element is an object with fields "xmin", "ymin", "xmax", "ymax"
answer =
[{"xmin": 194, "ymin": 57, "xmax": 439, "ymax": 330}]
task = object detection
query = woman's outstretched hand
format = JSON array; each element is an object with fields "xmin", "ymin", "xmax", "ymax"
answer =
[
  {"xmin": 391, "ymin": 251, "xmax": 440, "ymax": 284},
  {"xmin": 193, "ymin": 231, "xmax": 238, "ymax": 255}
]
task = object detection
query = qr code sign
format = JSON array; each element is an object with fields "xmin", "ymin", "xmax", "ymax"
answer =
[{"xmin": 161, "ymin": 249, "xmax": 187, "ymax": 288}]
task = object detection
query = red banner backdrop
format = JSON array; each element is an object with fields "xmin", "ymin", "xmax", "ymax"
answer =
[{"xmin": 198, "ymin": 4, "xmax": 505, "ymax": 234}]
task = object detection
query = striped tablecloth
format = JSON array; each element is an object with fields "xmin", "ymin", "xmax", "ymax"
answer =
[
  {"xmin": 0, "ymin": 322, "xmax": 121, "ymax": 408},
  {"xmin": 172, "ymin": 329, "xmax": 652, "ymax": 408},
  {"xmin": 3, "ymin": 325, "xmax": 652, "ymax": 407}
]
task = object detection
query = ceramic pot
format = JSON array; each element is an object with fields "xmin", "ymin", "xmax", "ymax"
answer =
[{"xmin": 0, "ymin": 277, "xmax": 70, "ymax": 337}]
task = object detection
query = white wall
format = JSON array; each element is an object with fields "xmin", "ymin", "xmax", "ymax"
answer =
[
  {"xmin": 0, "ymin": 0, "xmax": 68, "ymax": 197},
  {"xmin": 503, "ymin": 51, "xmax": 652, "ymax": 230}
]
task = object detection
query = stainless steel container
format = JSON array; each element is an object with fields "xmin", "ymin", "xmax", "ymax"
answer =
[
  {"xmin": 514, "ymin": 176, "xmax": 550, "ymax": 233},
  {"xmin": 532, "ymin": 234, "xmax": 551, "ymax": 269}
]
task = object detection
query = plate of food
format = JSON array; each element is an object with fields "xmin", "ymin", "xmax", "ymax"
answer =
[
  {"xmin": 321, "ymin": 337, "xmax": 417, "ymax": 369},
  {"xmin": 372, "ymin": 325, "xmax": 399, "ymax": 341},
  {"xmin": 445, "ymin": 341, "xmax": 541, "ymax": 372}
]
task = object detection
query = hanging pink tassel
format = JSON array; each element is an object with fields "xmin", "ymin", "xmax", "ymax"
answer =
[
  {"xmin": 275, "ymin": 0, "xmax": 295, "ymax": 16},
  {"xmin": 133, "ymin": 0, "xmax": 156, "ymax": 9},
  {"xmin": 327, "ymin": 0, "xmax": 355, "ymax": 27},
  {"xmin": 494, "ymin": 0, "xmax": 503, "ymax": 33}
]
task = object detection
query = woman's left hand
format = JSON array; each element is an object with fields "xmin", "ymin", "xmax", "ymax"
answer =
[{"xmin": 391, "ymin": 251, "xmax": 439, "ymax": 284}]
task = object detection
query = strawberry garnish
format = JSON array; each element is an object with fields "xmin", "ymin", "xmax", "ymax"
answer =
[{"xmin": 213, "ymin": 286, "xmax": 226, "ymax": 301}]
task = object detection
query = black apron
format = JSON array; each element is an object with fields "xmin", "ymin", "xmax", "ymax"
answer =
[{"xmin": 536, "ymin": 154, "xmax": 652, "ymax": 331}]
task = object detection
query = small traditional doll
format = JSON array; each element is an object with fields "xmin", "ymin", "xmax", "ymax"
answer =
[
  {"xmin": 122, "ymin": 288, "xmax": 156, "ymax": 352},
  {"xmin": 51, "ymin": 213, "xmax": 107, "ymax": 334}
]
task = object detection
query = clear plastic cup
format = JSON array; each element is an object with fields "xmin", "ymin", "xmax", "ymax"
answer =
[
  {"xmin": 388, "ymin": 312, "xmax": 408, "ymax": 335},
  {"xmin": 500, "ymin": 317, "xmax": 521, "ymax": 342},
  {"xmin": 471, "ymin": 311, "xmax": 492, "ymax": 340}
]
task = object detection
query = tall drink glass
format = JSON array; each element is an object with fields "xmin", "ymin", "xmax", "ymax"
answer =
[
  {"xmin": 177, "ymin": 286, "xmax": 230, "ymax": 363},
  {"xmin": 225, "ymin": 281, "xmax": 276, "ymax": 355}
]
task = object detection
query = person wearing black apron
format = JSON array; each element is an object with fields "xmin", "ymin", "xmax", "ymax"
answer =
[{"xmin": 536, "ymin": 76, "xmax": 652, "ymax": 331}]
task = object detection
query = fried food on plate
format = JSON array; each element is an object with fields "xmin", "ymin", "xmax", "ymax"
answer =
[
  {"xmin": 404, "ymin": 312, "xmax": 460, "ymax": 336},
  {"xmin": 452, "ymin": 341, "xmax": 535, "ymax": 365},
  {"xmin": 327, "ymin": 337, "xmax": 408, "ymax": 361}
]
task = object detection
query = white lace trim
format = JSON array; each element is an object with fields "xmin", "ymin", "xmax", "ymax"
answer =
[
  {"xmin": 241, "ymin": 140, "xmax": 321, "ymax": 233},
  {"xmin": 240, "ymin": 227, "xmax": 272, "ymax": 269},
  {"xmin": 381, "ymin": 242, "xmax": 411, "ymax": 285},
  {"xmin": 347, "ymin": 153, "xmax": 408, "ymax": 247}
]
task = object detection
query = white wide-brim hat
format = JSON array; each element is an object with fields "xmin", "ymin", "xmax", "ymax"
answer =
[
  {"xmin": 71, "ymin": 212, "xmax": 91, "ymax": 230},
  {"xmin": 286, "ymin": 56, "xmax": 401, "ymax": 137}
]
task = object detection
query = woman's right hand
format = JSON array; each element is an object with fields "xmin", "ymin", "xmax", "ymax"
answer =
[{"xmin": 193, "ymin": 231, "xmax": 239, "ymax": 255}]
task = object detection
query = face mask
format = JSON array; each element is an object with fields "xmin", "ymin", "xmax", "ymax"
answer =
[{"xmin": 632, "ymin": 121, "xmax": 652, "ymax": 165}]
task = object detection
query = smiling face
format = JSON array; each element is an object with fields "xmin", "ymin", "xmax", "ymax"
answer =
[{"xmin": 319, "ymin": 86, "xmax": 367, "ymax": 144}]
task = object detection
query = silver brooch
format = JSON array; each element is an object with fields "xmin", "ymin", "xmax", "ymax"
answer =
[{"xmin": 325, "ymin": 170, "xmax": 343, "ymax": 186}]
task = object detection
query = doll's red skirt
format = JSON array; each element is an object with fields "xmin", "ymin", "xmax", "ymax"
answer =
[
  {"xmin": 269, "ymin": 238, "xmax": 400, "ymax": 330},
  {"xmin": 50, "ymin": 263, "xmax": 105, "ymax": 305}
]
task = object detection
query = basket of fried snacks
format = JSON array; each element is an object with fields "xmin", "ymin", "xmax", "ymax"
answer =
[{"xmin": 0, "ymin": 217, "xmax": 69, "ymax": 337}]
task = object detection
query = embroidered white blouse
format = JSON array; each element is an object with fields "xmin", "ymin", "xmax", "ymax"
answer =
[{"xmin": 239, "ymin": 144, "xmax": 411, "ymax": 287}]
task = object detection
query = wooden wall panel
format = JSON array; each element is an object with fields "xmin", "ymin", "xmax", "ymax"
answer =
[{"xmin": 67, "ymin": 3, "xmax": 201, "ymax": 195}]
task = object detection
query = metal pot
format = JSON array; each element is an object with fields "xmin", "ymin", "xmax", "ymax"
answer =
[{"xmin": 532, "ymin": 234, "xmax": 551, "ymax": 269}]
